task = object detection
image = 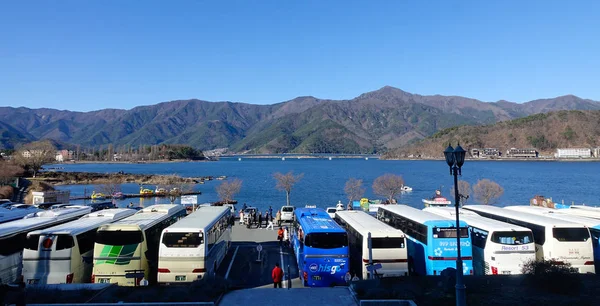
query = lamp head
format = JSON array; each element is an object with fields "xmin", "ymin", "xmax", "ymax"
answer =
[
  {"xmin": 444, "ymin": 144, "xmax": 455, "ymax": 167},
  {"xmin": 454, "ymin": 143, "xmax": 466, "ymax": 168}
]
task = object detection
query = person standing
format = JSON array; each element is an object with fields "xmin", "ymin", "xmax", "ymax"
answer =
[
  {"xmin": 283, "ymin": 226, "xmax": 290, "ymax": 248},
  {"xmin": 275, "ymin": 210, "xmax": 281, "ymax": 226},
  {"xmin": 239, "ymin": 210, "xmax": 245, "ymax": 225},
  {"xmin": 269, "ymin": 206, "xmax": 273, "ymax": 220},
  {"xmin": 258, "ymin": 211, "xmax": 263, "ymax": 229},
  {"xmin": 277, "ymin": 227, "xmax": 284, "ymax": 246},
  {"xmin": 272, "ymin": 263, "xmax": 284, "ymax": 288}
]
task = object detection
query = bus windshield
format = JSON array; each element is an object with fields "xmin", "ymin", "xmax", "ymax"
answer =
[
  {"xmin": 553, "ymin": 228, "xmax": 590, "ymax": 242},
  {"xmin": 433, "ymin": 227, "xmax": 469, "ymax": 238},
  {"xmin": 305, "ymin": 233, "xmax": 347, "ymax": 249},
  {"xmin": 372, "ymin": 237, "xmax": 405, "ymax": 249},
  {"xmin": 491, "ymin": 231, "xmax": 533, "ymax": 245},
  {"xmin": 96, "ymin": 230, "xmax": 143, "ymax": 246},
  {"xmin": 162, "ymin": 232, "xmax": 203, "ymax": 248}
]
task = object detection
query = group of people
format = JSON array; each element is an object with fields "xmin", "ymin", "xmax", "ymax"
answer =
[
  {"xmin": 239, "ymin": 204, "xmax": 278, "ymax": 229},
  {"xmin": 277, "ymin": 226, "xmax": 290, "ymax": 248}
]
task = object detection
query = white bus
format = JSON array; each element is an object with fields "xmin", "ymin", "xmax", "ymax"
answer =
[
  {"xmin": 334, "ymin": 210, "xmax": 408, "ymax": 279},
  {"xmin": 505, "ymin": 205, "xmax": 600, "ymax": 273},
  {"xmin": 0, "ymin": 205, "xmax": 40, "ymax": 224},
  {"xmin": 0, "ymin": 206, "xmax": 92, "ymax": 285},
  {"xmin": 553, "ymin": 205, "xmax": 600, "ymax": 220},
  {"xmin": 464, "ymin": 205, "xmax": 595, "ymax": 274},
  {"xmin": 91, "ymin": 204, "xmax": 186, "ymax": 286},
  {"xmin": 424, "ymin": 207, "xmax": 536, "ymax": 275},
  {"xmin": 22, "ymin": 208, "xmax": 136, "ymax": 284},
  {"xmin": 158, "ymin": 206, "xmax": 232, "ymax": 283}
]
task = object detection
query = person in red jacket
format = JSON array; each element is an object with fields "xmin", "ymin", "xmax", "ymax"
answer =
[{"xmin": 272, "ymin": 262, "xmax": 284, "ymax": 288}]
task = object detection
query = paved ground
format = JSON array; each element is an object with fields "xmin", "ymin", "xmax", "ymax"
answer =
[
  {"xmin": 219, "ymin": 287, "xmax": 358, "ymax": 306},
  {"xmin": 217, "ymin": 222, "xmax": 303, "ymax": 289}
]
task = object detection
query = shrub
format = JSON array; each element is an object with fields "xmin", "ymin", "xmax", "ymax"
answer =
[{"xmin": 521, "ymin": 259, "xmax": 581, "ymax": 295}]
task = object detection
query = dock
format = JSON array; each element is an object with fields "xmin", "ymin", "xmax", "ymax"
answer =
[{"xmin": 69, "ymin": 191, "xmax": 202, "ymax": 201}]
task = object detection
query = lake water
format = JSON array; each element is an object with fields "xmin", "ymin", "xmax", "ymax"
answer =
[{"xmin": 50, "ymin": 158, "xmax": 600, "ymax": 212}]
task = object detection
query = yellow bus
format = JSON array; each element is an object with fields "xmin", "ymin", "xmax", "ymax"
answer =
[{"xmin": 91, "ymin": 204, "xmax": 186, "ymax": 286}]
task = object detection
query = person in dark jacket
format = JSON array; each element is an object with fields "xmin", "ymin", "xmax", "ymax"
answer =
[
  {"xmin": 272, "ymin": 262, "xmax": 284, "ymax": 288},
  {"xmin": 258, "ymin": 211, "xmax": 263, "ymax": 228}
]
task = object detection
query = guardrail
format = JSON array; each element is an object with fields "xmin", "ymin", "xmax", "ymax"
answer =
[{"xmin": 28, "ymin": 303, "xmax": 214, "ymax": 306}]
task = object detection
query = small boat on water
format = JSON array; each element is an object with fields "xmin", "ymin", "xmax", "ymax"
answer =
[
  {"xmin": 401, "ymin": 185, "xmax": 413, "ymax": 192},
  {"xmin": 422, "ymin": 190, "xmax": 452, "ymax": 207},
  {"xmin": 91, "ymin": 191, "xmax": 106, "ymax": 200},
  {"xmin": 112, "ymin": 192, "xmax": 124, "ymax": 199},
  {"xmin": 139, "ymin": 186, "xmax": 154, "ymax": 195},
  {"xmin": 216, "ymin": 176, "xmax": 227, "ymax": 180},
  {"xmin": 155, "ymin": 187, "xmax": 167, "ymax": 195}
]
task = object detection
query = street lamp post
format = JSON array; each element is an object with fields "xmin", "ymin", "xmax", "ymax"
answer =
[{"xmin": 444, "ymin": 143, "xmax": 467, "ymax": 306}]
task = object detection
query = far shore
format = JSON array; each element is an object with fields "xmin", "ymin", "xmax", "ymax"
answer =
[{"xmin": 381, "ymin": 157, "xmax": 600, "ymax": 162}]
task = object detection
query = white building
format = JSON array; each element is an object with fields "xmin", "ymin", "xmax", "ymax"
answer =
[
  {"xmin": 556, "ymin": 148, "xmax": 592, "ymax": 159},
  {"xmin": 32, "ymin": 190, "xmax": 70, "ymax": 204},
  {"xmin": 55, "ymin": 153, "xmax": 64, "ymax": 162}
]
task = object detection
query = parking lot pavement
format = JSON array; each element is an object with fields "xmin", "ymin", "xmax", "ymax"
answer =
[{"xmin": 217, "ymin": 224, "xmax": 300, "ymax": 289}]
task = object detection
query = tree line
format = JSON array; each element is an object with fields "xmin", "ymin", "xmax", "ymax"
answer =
[{"xmin": 213, "ymin": 171, "xmax": 504, "ymax": 207}]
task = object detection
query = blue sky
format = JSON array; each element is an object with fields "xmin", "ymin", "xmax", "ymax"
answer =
[{"xmin": 1, "ymin": 1, "xmax": 599, "ymax": 111}]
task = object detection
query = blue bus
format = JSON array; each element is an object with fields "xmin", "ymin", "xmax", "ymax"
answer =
[
  {"xmin": 290, "ymin": 208, "xmax": 349, "ymax": 287},
  {"xmin": 377, "ymin": 205, "xmax": 473, "ymax": 276}
]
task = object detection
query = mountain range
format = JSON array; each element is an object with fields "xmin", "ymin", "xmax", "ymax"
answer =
[
  {"xmin": 382, "ymin": 110, "xmax": 600, "ymax": 159},
  {"xmin": 1, "ymin": 86, "xmax": 600, "ymax": 153}
]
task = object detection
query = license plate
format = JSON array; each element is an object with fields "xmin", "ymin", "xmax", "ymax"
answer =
[
  {"xmin": 97, "ymin": 278, "xmax": 111, "ymax": 284},
  {"xmin": 175, "ymin": 275, "xmax": 186, "ymax": 281},
  {"xmin": 312, "ymin": 275, "xmax": 321, "ymax": 281},
  {"xmin": 27, "ymin": 279, "xmax": 39, "ymax": 285}
]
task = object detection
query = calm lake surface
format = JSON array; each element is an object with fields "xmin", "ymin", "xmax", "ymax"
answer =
[{"xmin": 50, "ymin": 158, "xmax": 600, "ymax": 212}]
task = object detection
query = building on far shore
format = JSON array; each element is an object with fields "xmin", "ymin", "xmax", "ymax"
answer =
[
  {"xmin": 506, "ymin": 148, "xmax": 538, "ymax": 158},
  {"xmin": 470, "ymin": 148, "xmax": 501, "ymax": 158},
  {"xmin": 556, "ymin": 148, "xmax": 592, "ymax": 159}
]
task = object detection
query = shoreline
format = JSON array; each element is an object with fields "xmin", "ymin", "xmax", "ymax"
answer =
[{"xmin": 380, "ymin": 157, "xmax": 600, "ymax": 162}]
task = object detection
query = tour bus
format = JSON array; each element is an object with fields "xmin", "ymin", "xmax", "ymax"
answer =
[
  {"xmin": 92, "ymin": 204, "xmax": 186, "ymax": 286},
  {"xmin": 334, "ymin": 210, "xmax": 408, "ymax": 279},
  {"xmin": 291, "ymin": 208, "xmax": 349, "ymax": 287},
  {"xmin": 0, "ymin": 206, "xmax": 92, "ymax": 284},
  {"xmin": 505, "ymin": 205, "xmax": 600, "ymax": 273},
  {"xmin": 553, "ymin": 205, "xmax": 600, "ymax": 220},
  {"xmin": 158, "ymin": 206, "xmax": 231, "ymax": 283},
  {"xmin": 424, "ymin": 207, "xmax": 536, "ymax": 275},
  {"xmin": 377, "ymin": 205, "xmax": 473, "ymax": 276},
  {"xmin": 22, "ymin": 208, "xmax": 136, "ymax": 284},
  {"xmin": 464, "ymin": 205, "xmax": 595, "ymax": 274},
  {"xmin": 0, "ymin": 205, "xmax": 40, "ymax": 224}
]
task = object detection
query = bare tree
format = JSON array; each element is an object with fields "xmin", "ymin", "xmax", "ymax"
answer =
[
  {"xmin": 473, "ymin": 179, "xmax": 504, "ymax": 205},
  {"xmin": 372, "ymin": 174, "xmax": 405, "ymax": 204},
  {"xmin": 344, "ymin": 178, "xmax": 365, "ymax": 206},
  {"xmin": 451, "ymin": 180, "xmax": 472, "ymax": 205},
  {"xmin": 98, "ymin": 177, "xmax": 124, "ymax": 197},
  {"xmin": 13, "ymin": 140, "xmax": 56, "ymax": 177},
  {"xmin": 216, "ymin": 179, "xmax": 242, "ymax": 204},
  {"xmin": 273, "ymin": 171, "xmax": 304, "ymax": 206},
  {"xmin": 0, "ymin": 161, "xmax": 24, "ymax": 185}
]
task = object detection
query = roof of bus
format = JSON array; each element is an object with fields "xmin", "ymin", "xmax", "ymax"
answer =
[
  {"xmin": 162, "ymin": 206, "xmax": 229, "ymax": 233},
  {"xmin": 335, "ymin": 210, "xmax": 404, "ymax": 238},
  {"xmin": 98, "ymin": 204, "xmax": 185, "ymax": 231},
  {"xmin": 424, "ymin": 207, "xmax": 533, "ymax": 233},
  {"xmin": 0, "ymin": 206, "xmax": 92, "ymax": 238},
  {"xmin": 0, "ymin": 207, "xmax": 40, "ymax": 223},
  {"xmin": 26, "ymin": 208, "xmax": 137, "ymax": 236},
  {"xmin": 463, "ymin": 205, "xmax": 584, "ymax": 228},
  {"xmin": 378, "ymin": 205, "xmax": 467, "ymax": 227},
  {"xmin": 294, "ymin": 208, "xmax": 345, "ymax": 233},
  {"xmin": 504, "ymin": 206, "xmax": 600, "ymax": 228},
  {"xmin": 556, "ymin": 207, "xmax": 600, "ymax": 219}
]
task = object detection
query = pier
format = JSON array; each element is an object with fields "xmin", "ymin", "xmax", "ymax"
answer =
[{"xmin": 69, "ymin": 191, "xmax": 202, "ymax": 201}]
